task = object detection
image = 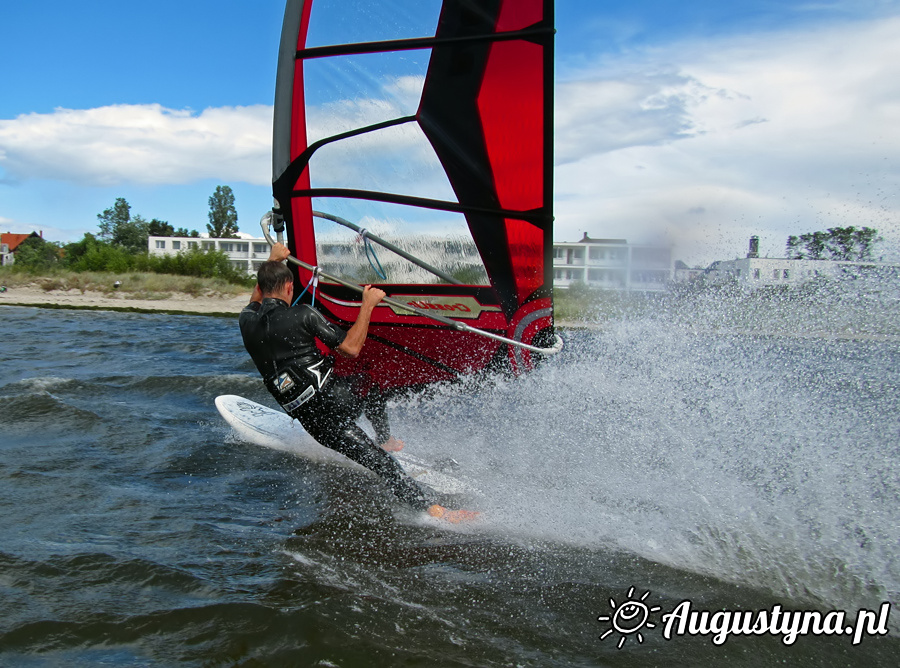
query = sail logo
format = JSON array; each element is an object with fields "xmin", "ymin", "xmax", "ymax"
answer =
[{"xmin": 386, "ymin": 295, "xmax": 502, "ymax": 320}]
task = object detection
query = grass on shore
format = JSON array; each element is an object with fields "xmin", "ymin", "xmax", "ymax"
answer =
[{"xmin": 0, "ymin": 267, "xmax": 250, "ymax": 299}]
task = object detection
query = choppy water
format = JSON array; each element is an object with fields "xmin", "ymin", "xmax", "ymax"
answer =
[{"xmin": 1, "ymin": 297, "xmax": 898, "ymax": 666}]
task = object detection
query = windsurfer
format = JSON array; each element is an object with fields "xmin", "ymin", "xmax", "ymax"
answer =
[{"xmin": 239, "ymin": 243, "xmax": 476, "ymax": 523}]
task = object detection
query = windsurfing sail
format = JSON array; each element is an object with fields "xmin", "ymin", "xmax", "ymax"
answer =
[{"xmin": 271, "ymin": 0, "xmax": 556, "ymax": 392}]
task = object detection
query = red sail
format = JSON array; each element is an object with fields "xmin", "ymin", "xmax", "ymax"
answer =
[{"xmin": 272, "ymin": 0, "xmax": 555, "ymax": 391}]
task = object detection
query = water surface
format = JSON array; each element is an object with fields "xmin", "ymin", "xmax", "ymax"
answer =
[{"xmin": 1, "ymin": 303, "xmax": 897, "ymax": 666}]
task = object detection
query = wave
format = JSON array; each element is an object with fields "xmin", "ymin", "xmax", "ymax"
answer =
[
  {"xmin": 0, "ymin": 391, "xmax": 102, "ymax": 432},
  {"xmin": 388, "ymin": 321, "xmax": 900, "ymax": 611}
]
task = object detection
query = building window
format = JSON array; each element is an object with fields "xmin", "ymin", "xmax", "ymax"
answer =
[
  {"xmin": 202, "ymin": 241, "xmax": 215, "ymax": 250},
  {"xmin": 238, "ymin": 243, "xmax": 249, "ymax": 253},
  {"xmin": 783, "ymin": 269, "xmax": 790, "ymax": 280},
  {"xmin": 172, "ymin": 240, "xmax": 181, "ymax": 250},
  {"xmin": 220, "ymin": 243, "xmax": 234, "ymax": 252},
  {"xmin": 554, "ymin": 269, "xmax": 562, "ymax": 279},
  {"xmin": 565, "ymin": 248, "xmax": 584, "ymax": 264},
  {"xmin": 553, "ymin": 247, "xmax": 564, "ymax": 259},
  {"xmin": 589, "ymin": 247, "xmax": 602, "ymax": 260},
  {"xmin": 753, "ymin": 269, "xmax": 760, "ymax": 279},
  {"xmin": 155, "ymin": 240, "xmax": 166, "ymax": 249},
  {"xmin": 188, "ymin": 241, "xmax": 198, "ymax": 249},
  {"xmin": 253, "ymin": 243, "xmax": 268, "ymax": 254},
  {"xmin": 773, "ymin": 270, "xmax": 780, "ymax": 280}
]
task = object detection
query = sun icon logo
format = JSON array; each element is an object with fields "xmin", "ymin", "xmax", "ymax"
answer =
[{"xmin": 598, "ymin": 586, "xmax": 661, "ymax": 649}]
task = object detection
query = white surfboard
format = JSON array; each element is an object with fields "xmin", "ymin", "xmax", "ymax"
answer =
[{"xmin": 215, "ymin": 394, "xmax": 474, "ymax": 497}]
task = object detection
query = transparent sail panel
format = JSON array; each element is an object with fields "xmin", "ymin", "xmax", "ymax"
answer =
[
  {"xmin": 297, "ymin": 45, "xmax": 489, "ymax": 287},
  {"xmin": 302, "ymin": 52, "xmax": 429, "ymax": 129},
  {"xmin": 305, "ymin": 118, "xmax": 457, "ymax": 201},
  {"xmin": 309, "ymin": 198, "xmax": 489, "ymax": 286},
  {"xmin": 305, "ymin": 0, "xmax": 443, "ymax": 48}
]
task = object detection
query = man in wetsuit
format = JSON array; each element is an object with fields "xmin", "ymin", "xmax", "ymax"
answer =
[{"xmin": 240, "ymin": 243, "xmax": 475, "ymax": 522}]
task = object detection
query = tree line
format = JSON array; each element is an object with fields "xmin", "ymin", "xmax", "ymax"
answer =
[
  {"xmin": 8, "ymin": 185, "xmax": 249, "ymax": 283},
  {"xmin": 786, "ymin": 226, "xmax": 881, "ymax": 262}
]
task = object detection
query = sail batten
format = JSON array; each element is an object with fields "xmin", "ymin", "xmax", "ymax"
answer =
[
  {"xmin": 272, "ymin": 0, "xmax": 556, "ymax": 389},
  {"xmin": 295, "ymin": 24, "xmax": 554, "ymax": 61}
]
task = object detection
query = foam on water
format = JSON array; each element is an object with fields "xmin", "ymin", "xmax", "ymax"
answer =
[{"xmin": 390, "ymin": 281, "xmax": 900, "ymax": 612}]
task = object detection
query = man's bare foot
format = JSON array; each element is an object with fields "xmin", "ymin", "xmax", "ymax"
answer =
[
  {"xmin": 427, "ymin": 504, "xmax": 480, "ymax": 523},
  {"xmin": 381, "ymin": 436, "xmax": 405, "ymax": 452}
]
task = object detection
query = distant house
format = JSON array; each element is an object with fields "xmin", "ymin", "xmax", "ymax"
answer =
[
  {"xmin": 148, "ymin": 234, "xmax": 271, "ymax": 275},
  {"xmin": 673, "ymin": 260, "xmax": 704, "ymax": 283},
  {"xmin": 552, "ymin": 233, "xmax": 673, "ymax": 292},
  {"xmin": 0, "ymin": 232, "xmax": 42, "ymax": 266},
  {"xmin": 148, "ymin": 233, "xmax": 487, "ymax": 282},
  {"xmin": 703, "ymin": 237, "xmax": 900, "ymax": 287}
]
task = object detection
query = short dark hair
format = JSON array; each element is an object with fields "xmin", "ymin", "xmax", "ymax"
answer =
[{"xmin": 257, "ymin": 261, "xmax": 293, "ymax": 295}]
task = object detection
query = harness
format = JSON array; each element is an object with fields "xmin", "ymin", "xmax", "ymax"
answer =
[{"xmin": 265, "ymin": 356, "xmax": 335, "ymax": 413}]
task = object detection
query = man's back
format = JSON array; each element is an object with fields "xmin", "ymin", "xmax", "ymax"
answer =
[{"xmin": 239, "ymin": 298, "xmax": 346, "ymax": 378}]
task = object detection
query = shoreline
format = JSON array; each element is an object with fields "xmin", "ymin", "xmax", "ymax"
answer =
[
  {"xmin": 0, "ymin": 285, "xmax": 247, "ymax": 318},
  {"xmin": 0, "ymin": 286, "xmax": 605, "ymax": 326},
  {"xmin": 3, "ymin": 286, "xmax": 898, "ymax": 342}
]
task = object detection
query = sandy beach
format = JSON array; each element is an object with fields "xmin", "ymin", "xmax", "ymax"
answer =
[{"xmin": 0, "ymin": 285, "xmax": 248, "ymax": 317}]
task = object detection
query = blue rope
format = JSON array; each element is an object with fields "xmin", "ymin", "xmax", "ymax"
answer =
[
  {"xmin": 291, "ymin": 270, "xmax": 318, "ymax": 307},
  {"xmin": 360, "ymin": 229, "xmax": 387, "ymax": 280}
]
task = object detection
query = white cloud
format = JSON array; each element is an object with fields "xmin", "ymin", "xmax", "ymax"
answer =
[
  {"xmin": 554, "ymin": 15, "xmax": 900, "ymax": 264},
  {"xmin": 0, "ymin": 75, "xmax": 450, "ymax": 200},
  {"xmin": 555, "ymin": 72, "xmax": 708, "ymax": 163},
  {"xmin": 0, "ymin": 104, "xmax": 272, "ymax": 187},
  {"xmin": 3, "ymin": 17, "xmax": 899, "ymax": 265}
]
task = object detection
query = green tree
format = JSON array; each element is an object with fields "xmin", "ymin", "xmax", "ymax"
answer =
[
  {"xmin": 148, "ymin": 219, "xmax": 175, "ymax": 237},
  {"xmin": 174, "ymin": 227, "xmax": 200, "ymax": 238},
  {"xmin": 97, "ymin": 197, "xmax": 132, "ymax": 241},
  {"xmin": 11, "ymin": 236, "xmax": 62, "ymax": 269},
  {"xmin": 96, "ymin": 197, "xmax": 149, "ymax": 253},
  {"xmin": 786, "ymin": 227, "xmax": 881, "ymax": 261},
  {"xmin": 61, "ymin": 233, "xmax": 101, "ymax": 267},
  {"xmin": 207, "ymin": 185, "xmax": 239, "ymax": 238},
  {"xmin": 786, "ymin": 231, "xmax": 829, "ymax": 260},
  {"xmin": 113, "ymin": 214, "xmax": 150, "ymax": 254}
]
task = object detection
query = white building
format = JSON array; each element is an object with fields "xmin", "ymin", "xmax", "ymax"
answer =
[
  {"xmin": 148, "ymin": 234, "xmax": 272, "ymax": 275},
  {"xmin": 702, "ymin": 237, "xmax": 899, "ymax": 287},
  {"xmin": 552, "ymin": 234, "xmax": 673, "ymax": 292},
  {"xmin": 704, "ymin": 256, "xmax": 898, "ymax": 286},
  {"xmin": 148, "ymin": 233, "xmax": 486, "ymax": 282}
]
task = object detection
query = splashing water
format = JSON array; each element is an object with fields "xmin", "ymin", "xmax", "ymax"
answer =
[{"xmin": 390, "ymin": 276, "xmax": 900, "ymax": 612}]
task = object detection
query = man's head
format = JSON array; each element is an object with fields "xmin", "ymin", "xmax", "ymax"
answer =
[{"xmin": 257, "ymin": 261, "xmax": 294, "ymax": 299}]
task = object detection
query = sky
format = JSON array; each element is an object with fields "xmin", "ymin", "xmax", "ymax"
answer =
[{"xmin": 1, "ymin": 0, "xmax": 898, "ymax": 266}]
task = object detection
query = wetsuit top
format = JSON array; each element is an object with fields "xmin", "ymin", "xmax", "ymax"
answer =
[{"xmin": 239, "ymin": 298, "xmax": 346, "ymax": 379}]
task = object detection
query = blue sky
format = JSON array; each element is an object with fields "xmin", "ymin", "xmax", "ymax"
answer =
[{"xmin": 1, "ymin": 0, "xmax": 898, "ymax": 265}]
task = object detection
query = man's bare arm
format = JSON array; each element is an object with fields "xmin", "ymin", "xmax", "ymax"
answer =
[
  {"xmin": 337, "ymin": 285, "xmax": 385, "ymax": 358},
  {"xmin": 248, "ymin": 243, "xmax": 292, "ymax": 303}
]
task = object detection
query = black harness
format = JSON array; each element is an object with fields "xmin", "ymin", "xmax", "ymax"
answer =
[{"xmin": 264, "ymin": 356, "xmax": 335, "ymax": 413}]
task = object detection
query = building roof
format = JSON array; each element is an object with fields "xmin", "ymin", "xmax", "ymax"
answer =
[
  {"xmin": 1, "ymin": 232, "xmax": 40, "ymax": 252},
  {"xmin": 577, "ymin": 232, "xmax": 627, "ymax": 244}
]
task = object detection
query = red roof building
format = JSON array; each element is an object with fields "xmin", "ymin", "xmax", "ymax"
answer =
[
  {"xmin": 1, "ymin": 231, "xmax": 42, "ymax": 266},
  {"xmin": 1, "ymin": 233, "xmax": 40, "ymax": 252}
]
